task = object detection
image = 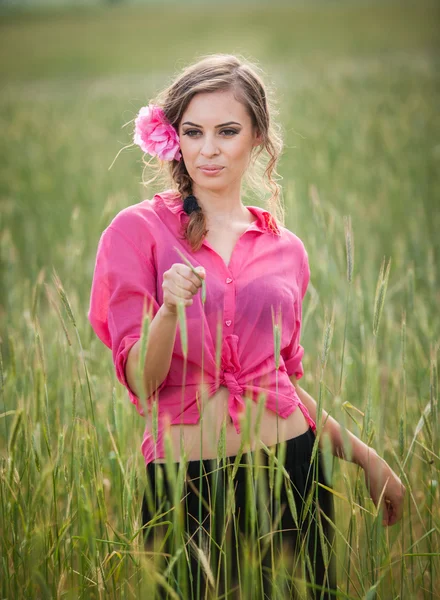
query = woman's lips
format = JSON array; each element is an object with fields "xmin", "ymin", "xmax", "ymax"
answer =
[{"xmin": 199, "ymin": 167, "xmax": 224, "ymax": 175}]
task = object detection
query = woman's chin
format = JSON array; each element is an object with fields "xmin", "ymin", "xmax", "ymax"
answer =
[{"xmin": 193, "ymin": 180, "xmax": 231, "ymax": 194}]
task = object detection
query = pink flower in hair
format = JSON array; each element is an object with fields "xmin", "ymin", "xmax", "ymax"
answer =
[{"xmin": 133, "ymin": 104, "xmax": 181, "ymax": 161}]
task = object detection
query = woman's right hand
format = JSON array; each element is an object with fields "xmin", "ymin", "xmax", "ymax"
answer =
[{"xmin": 161, "ymin": 263, "xmax": 206, "ymax": 316}]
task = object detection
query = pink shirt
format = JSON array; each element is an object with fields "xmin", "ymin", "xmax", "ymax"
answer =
[{"xmin": 88, "ymin": 189, "xmax": 316, "ymax": 465}]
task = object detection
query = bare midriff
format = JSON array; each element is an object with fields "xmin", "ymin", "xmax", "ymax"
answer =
[{"xmin": 151, "ymin": 385, "xmax": 311, "ymax": 463}]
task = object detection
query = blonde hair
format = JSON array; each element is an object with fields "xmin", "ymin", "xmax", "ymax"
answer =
[{"xmin": 142, "ymin": 53, "xmax": 284, "ymax": 251}]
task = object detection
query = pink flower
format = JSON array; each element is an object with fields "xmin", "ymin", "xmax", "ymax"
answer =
[{"xmin": 133, "ymin": 104, "xmax": 181, "ymax": 161}]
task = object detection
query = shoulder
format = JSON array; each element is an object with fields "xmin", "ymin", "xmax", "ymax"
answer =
[
  {"xmin": 278, "ymin": 224, "xmax": 308, "ymax": 260},
  {"xmin": 108, "ymin": 196, "xmax": 160, "ymax": 232},
  {"xmin": 278, "ymin": 225, "xmax": 310, "ymax": 293},
  {"xmin": 103, "ymin": 190, "xmax": 174, "ymax": 251}
]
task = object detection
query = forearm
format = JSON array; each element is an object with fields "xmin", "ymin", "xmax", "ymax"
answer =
[
  {"xmin": 126, "ymin": 304, "xmax": 178, "ymax": 399},
  {"xmin": 290, "ymin": 375, "xmax": 378, "ymax": 470}
]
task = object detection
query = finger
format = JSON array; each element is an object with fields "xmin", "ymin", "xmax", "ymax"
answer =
[
  {"xmin": 194, "ymin": 265, "xmax": 206, "ymax": 279},
  {"xmin": 165, "ymin": 288, "xmax": 193, "ymax": 307},
  {"xmin": 174, "ymin": 270, "xmax": 201, "ymax": 295},
  {"xmin": 171, "ymin": 265, "xmax": 203, "ymax": 293},
  {"xmin": 382, "ymin": 502, "xmax": 391, "ymax": 526},
  {"xmin": 174, "ymin": 263, "xmax": 204, "ymax": 283},
  {"xmin": 385, "ymin": 506, "xmax": 397, "ymax": 527},
  {"xmin": 163, "ymin": 279, "xmax": 193, "ymax": 301},
  {"xmin": 183, "ymin": 266, "xmax": 205, "ymax": 289},
  {"xmin": 172, "ymin": 248, "xmax": 206, "ymax": 279},
  {"xmin": 391, "ymin": 495, "xmax": 404, "ymax": 525},
  {"xmin": 383, "ymin": 498, "xmax": 400, "ymax": 527}
]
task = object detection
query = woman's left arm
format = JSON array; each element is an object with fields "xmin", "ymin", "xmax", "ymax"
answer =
[{"xmin": 290, "ymin": 374, "xmax": 406, "ymax": 527}]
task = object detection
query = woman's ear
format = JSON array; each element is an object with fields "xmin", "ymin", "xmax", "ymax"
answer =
[{"xmin": 252, "ymin": 129, "xmax": 263, "ymax": 147}]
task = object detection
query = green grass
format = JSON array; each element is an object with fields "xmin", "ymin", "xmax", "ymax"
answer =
[{"xmin": 1, "ymin": 1, "xmax": 439, "ymax": 598}]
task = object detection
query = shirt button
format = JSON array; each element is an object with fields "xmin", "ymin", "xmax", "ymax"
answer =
[
  {"xmin": 225, "ymin": 277, "xmax": 233, "ymax": 284},
  {"xmin": 225, "ymin": 320, "xmax": 232, "ymax": 327}
]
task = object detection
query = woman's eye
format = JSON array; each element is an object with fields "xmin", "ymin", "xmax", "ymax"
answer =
[
  {"xmin": 183, "ymin": 129, "xmax": 239, "ymax": 137},
  {"xmin": 221, "ymin": 129, "xmax": 238, "ymax": 136}
]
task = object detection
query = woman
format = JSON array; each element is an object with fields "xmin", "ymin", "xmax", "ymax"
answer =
[{"xmin": 88, "ymin": 54, "xmax": 405, "ymax": 599}]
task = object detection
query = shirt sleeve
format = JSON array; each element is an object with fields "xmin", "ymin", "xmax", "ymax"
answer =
[
  {"xmin": 280, "ymin": 248, "xmax": 310, "ymax": 379},
  {"xmin": 87, "ymin": 223, "xmax": 164, "ymax": 413}
]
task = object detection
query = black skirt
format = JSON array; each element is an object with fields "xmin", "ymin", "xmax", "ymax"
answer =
[{"xmin": 141, "ymin": 426, "xmax": 337, "ymax": 599}]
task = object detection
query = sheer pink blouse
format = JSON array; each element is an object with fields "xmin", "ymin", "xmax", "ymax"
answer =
[{"xmin": 88, "ymin": 189, "xmax": 316, "ymax": 465}]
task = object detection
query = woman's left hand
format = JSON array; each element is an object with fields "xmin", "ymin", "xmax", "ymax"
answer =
[{"xmin": 362, "ymin": 452, "xmax": 406, "ymax": 526}]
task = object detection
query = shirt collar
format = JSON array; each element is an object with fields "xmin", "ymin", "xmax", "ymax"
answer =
[{"xmin": 155, "ymin": 189, "xmax": 281, "ymax": 236}]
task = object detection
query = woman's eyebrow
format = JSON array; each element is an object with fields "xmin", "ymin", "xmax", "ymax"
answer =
[{"xmin": 182, "ymin": 121, "xmax": 242, "ymax": 128}]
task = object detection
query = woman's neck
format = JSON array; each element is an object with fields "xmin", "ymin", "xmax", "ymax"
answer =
[{"xmin": 192, "ymin": 184, "xmax": 248, "ymax": 228}]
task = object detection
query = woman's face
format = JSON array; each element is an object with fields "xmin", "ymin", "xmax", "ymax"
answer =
[{"xmin": 178, "ymin": 89, "xmax": 262, "ymax": 193}]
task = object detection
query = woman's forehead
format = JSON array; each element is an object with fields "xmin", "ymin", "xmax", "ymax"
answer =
[{"xmin": 181, "ymin": 90, "xmax": 251, "ymax": 126}]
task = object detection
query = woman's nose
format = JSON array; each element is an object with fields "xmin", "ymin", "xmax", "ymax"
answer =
[{"xmin": 200, "ymin": 135, "xmax": 219, "ymax": 156}]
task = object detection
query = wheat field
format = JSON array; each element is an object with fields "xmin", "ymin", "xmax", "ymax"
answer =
[{"xmin": 0, "ymin": 1, "xmax": 439, "ymax": 598}]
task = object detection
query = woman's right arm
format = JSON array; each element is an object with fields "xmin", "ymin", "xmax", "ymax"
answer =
[
  {"xmin": 125, "ymin": 304, "xmax": 178, "ymax": 399},
  {"xmin": 125, "ymin": 263, "xmax": 206, "ymax": 400}
]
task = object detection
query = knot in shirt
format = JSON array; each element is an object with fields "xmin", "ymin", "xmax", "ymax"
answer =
[
  {"xmin": 219, "ymin": 334, "xmax": 246, "ymax": 432},
  {"xmin": 220, "ymin": 371, "xmax": 244, "ymax": 396}
]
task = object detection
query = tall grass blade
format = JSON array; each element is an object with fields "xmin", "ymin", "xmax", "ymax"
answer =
[{"xmin": 373, "ymin": 258, "xmax": 391, "ymax": 336}]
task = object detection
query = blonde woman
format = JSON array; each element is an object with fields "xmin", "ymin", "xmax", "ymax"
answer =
[{"xmin": 88, "ymin": 54, "xmax": 405, "ymax": 599}]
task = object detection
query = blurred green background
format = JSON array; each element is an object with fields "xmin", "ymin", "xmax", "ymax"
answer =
[
  {"xmin": 1, "ymin": 1, "xmax": 439, "ymax": 300},
  {"xmin": 1, "ymin": 1, "xmax": 439, "ymax": 597}
]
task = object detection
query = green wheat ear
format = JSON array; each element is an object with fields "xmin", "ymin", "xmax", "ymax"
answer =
[
  {"xmin": 176, "ymin": 301, "xmax": 188, "ymax": 358},
  {"xmin": 373, "ymin": 257, "xmax": 391, "ymax": 336},
  {"xmin": 138, "ymin": 300, "xmax": 152, "ymax": 408},
  {"xmin": 8, "ymin": 408, "xmax": 23, "ymax": 454},
  {"xmin": 151, "ymin": 397, "xmax": 159, "ymax": 444},
  {"xmin": 344, "ymin": 214, "xmax": 354, "ymax": 283},
  {"xmin": 0, "ymin": 342, "xmax": 4, "ymax": 395},
  {"xmin": 271, "ymin": 304, "xmax": 282, "ymax": 369},
  {"xmin": 321, "ymin": 306, "xmax": 335, "ymax": 370},
  {"xmin": 163, "ymin": 426, "xmax": 176, "ymax": 495},
  {"xmin": 52, "ymin": 268, "xmax": 76, "ymax": 328}
]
